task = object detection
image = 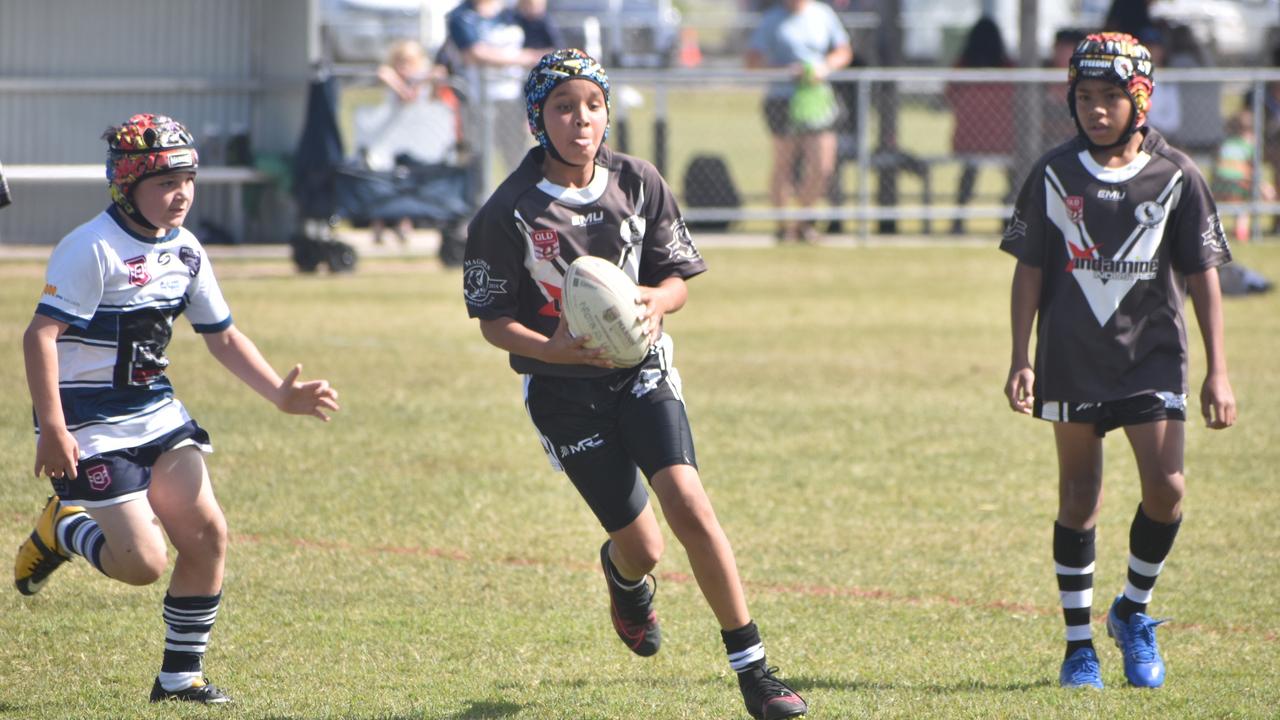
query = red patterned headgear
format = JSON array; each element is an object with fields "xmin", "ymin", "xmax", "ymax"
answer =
[
  {"xmin": 103, "ymin": 114, "xmax": 198, "ymax": 227},
  {"xmin": 1068, "ymin": 33, "xmax": 1155, "ymax": 149}
]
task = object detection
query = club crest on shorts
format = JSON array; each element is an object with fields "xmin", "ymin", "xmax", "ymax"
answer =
[
  {"xmin": 531, "ymin": 229, "xmax": 560, "ymax": 260},
  {"xmin": 1065, "ymin": 196, "xmax": 1085, "ymax": 224},
  {"xmin": 86, "ymin": 464, "xmax": 112, "ymax": 492},
  {"xmin": 125, "ymin": 256, "xmax": 151, "ymax": 287}
]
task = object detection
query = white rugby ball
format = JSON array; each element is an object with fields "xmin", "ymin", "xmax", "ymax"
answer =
[{"xmin": 562, "ymin": 255, "xmax": 653, "ymax": 367}]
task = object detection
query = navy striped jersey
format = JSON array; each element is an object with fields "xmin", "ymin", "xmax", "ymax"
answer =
[
  {"xmin": 34, "ymin": 207, "xmax": 232, "ymax": 458},
  {"xmin": 463, "ymin": 145, "xmax": 706, "ymax": 377},
  {"xmin": 1000, "ymin": 128, "xmax": 1231, "ymax": 402}
]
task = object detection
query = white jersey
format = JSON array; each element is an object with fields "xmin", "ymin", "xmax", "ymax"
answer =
[{"xmin": 35, "ymin": 207, "xmax": 232, "ymax": 459}]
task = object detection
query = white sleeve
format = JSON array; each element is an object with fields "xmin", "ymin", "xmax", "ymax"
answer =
[
  {"xmin": 181, "ymin": 242, "xmax": 233, "ymax": 333},
  {"xmin": 37, "ymin": 233, "xmax": 106, "ymax": 328}
]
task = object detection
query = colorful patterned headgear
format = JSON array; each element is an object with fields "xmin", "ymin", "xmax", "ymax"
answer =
[
  {"xmin": 103, "ymin": 114, "xmax": 198, "ymax": 226},
  {"xmin": 1067, "ymin": 32, "xmax": 1155, "ymax": 149},
  {"xmin": 524, "ymin": 49, "xmax": 611, "ymax": 163}
]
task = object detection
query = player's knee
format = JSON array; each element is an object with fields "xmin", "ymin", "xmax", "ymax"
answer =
[
  {"xmin": 617, "ymin": 535, "xmax": 664, "ymax": 573},
  {"xmin": 1142, "ymin": 474, "xmax": 1185, "ymax": 522},
  {"xmin": 113, "ymin": 549, "xmax": 169, "ymax": 586},
  {"xmin": 184, "ymin": 513, "xmax": 229, "ymax": 560}
]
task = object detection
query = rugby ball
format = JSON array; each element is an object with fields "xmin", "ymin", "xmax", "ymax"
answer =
[{"xmin": 562, "ymin": 255, "xmax": 652, "ymax": 367}]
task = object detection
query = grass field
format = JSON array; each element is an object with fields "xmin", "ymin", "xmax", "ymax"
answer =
[{"xmin": 1, "ymin": 242, "xmax": 1278, "ymax": 719}]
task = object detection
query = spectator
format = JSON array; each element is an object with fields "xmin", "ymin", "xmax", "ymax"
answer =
[
  {"xmin": 1140, "ymin": 27, "xmax": 1182, "ymax": 137},
  {"xmin": 1163, "ymin": 23, "xmax": 1221, "ymax": 155},
  {"xmin": 446, "ymin": 0, "xmax": 552, "ymax": 175},
  {"xmin": 515, "ymin": 0, "xmax": 561, "ymax": 50},
  {"xmin": 1104, "ymin": 0, "xmax": 1157, "ymax": 38},
  {"xmin": 1243, "ymin": 44, "xmax": 1280, "ymax": 231},
  {"xmin": 1042, "ymin": 29, "xmax": 1088, "ymax": 147},
  {"xmin": 369, "ymin": 39, "xmax": 462, "ymax": 244},
  {"xmin": 1212, "ymin": 108, "xmax": 1272, "ymax": 241},
  {"xmin": 746, "ymin": 0, "xmax": 853, "ymax": 243},
  {"xmin": 944, "ymin": 16, "xmax": 1016, "ymax": 235}
]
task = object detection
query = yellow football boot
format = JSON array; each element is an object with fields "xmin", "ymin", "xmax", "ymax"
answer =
[{"xmin": 14, "ymin": 495, "xmax": 85, "ymax": 596}]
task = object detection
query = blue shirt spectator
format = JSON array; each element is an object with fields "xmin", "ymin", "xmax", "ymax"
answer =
[{"xmin": 748, "ymin": 0, "xmax": 851, "ymax": 99}]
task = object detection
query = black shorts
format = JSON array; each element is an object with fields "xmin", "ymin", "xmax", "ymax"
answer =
[
  {"xmin": 50, "ymin": 421, "xmax": 212, "ymax": 508},
  {"xmin": 763, "ymin": 96, "xmax": 837, "ymax": 136},
  {"xmin": 524, "ymin": 336, "xmax": 696, "ymax": 532},
  {"xmin": 1034, "ymin": 393, "xmax": 1187, "ymax": 437}
]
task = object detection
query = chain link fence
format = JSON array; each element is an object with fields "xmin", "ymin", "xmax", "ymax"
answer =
[{"xmin": 464, "ymin": 66, "xmax": 1277, "ymax": 241}]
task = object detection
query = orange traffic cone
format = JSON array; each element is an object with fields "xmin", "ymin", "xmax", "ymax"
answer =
[{"xmin": 678, "ymin": 28, "xmax": 703, "ymax": 68}]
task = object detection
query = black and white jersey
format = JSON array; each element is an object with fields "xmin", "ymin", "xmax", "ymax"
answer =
[
  {"xmin": 463, "ymin": 145, "xmax": 706, "ymax": 377},
  {"xmin": 35, "ymin": 207, "xmax": 232, "ymax": 458},
  {"xmin": 1000, "ymin": 129, "xmax": 1231, "ymax": 402}
]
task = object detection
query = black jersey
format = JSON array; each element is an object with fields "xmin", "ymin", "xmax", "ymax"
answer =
[
  {"xmin": 463, "ymin": 145, "xmax": 706, "ymax": 377},
  {"xmin": 1000, "ymin": 129, "xmax": 1231, "ymax": 402}
]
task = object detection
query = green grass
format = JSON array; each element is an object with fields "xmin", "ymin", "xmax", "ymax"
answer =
[{"xmin": 1, "ymin": 243, "xmax": 1279, "ymax": 718}]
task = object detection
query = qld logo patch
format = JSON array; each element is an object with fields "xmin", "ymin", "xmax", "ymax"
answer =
[
  {"xmin": 86, "ymin": 464, "xmax": 112, "ymax": 492},
  {"xmin": 124, "ymin": 256, "xmax": 150, "ymax": 287},
  {"xmin": 531, "ymin": 229, "xmax": 560, "ymax": 261},
  {"xmin": 1065, "ymin": 196, "xmax": 1085, "ymax": 224}
]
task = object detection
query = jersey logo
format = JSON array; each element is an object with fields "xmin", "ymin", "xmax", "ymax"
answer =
[
  {"xmin": 559, "ymin": 433, "xmax": 604, "ymax": 458},
  {"xmin": 179, "ymin": 246, "xmax": 202, "ymax": 277},
  {"xmin": 86, "ymin": 464, "xmax": 112, "ymax": 492},
  {"xmin": 571, "ymin": 211, "xmax": 604, "ymax": 227},
  {"xmin": 1065, "ymin": 196, "xmax": 1085, "ymax": 224},
  {"xmin": 665, "ymin": 218, "xmax": 700, "ymax": 262},
  {"xmin": 531, "ymin": 229, "xmax": 560, "ymax": 260},
  {"xmin": 124, "ymin": 256, "xmax": 151, "ymax": 286},
  {"xmin": 1044, "ymin": 169, "xmax": 1179, "ymax": 326},
  {"xmin": 1201, "ymin": 214, "xmax": 1228, "ymax": 251},
  {"xmin": 1003, "ymin": 210, "xmax": 1028, "ymax": 242},
  {"xmin": 1135, "ymin": 201, "xmax": 1165, "ymax": 228},
  {"xmin": 462, "ymin": 259, "xmax": 509, "ymax": 307}
]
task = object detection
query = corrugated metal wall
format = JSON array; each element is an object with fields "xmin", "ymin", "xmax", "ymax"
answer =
[{"xmin": 0, "ymin": 0, "xmax": 312, "ymax": 244}]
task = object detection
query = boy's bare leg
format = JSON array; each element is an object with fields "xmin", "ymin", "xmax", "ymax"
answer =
[
  {"xmin": 650, "ymin": 464, "xmax": 749, "ymax": 630},
  {"xmin": 88, "ymin": 499, "xmax": 169, "ymax": 586},
  {"xmin": 1123, "ymin": 420, "xmax": 1185, "ymax": 523},
  {"xmin": 149, "ymin": 447, "xmax": 226, "ymax": 596},
  {"xmin": 1053, "ymin": 422, "xmax": 1105, "ymax": 530}
]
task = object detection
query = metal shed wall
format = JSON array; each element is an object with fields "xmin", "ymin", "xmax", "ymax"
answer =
[{"xmin": 0, "ymin": 0, "xmax": 314, "ymax": 244}]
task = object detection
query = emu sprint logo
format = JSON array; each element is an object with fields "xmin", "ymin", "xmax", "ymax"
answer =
[
  {"xmin": 571, "ymin": 211, "xmax": 604, "ymax": 227},
  {"xmin": 560, "ymin": 433, "xmax": 604, "ymax": 458}
]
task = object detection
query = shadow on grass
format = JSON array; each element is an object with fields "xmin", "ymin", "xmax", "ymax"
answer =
[
  {"xmin": 262, "ymin": 708, "xmax": 524, "ymax": 720},
  {"xmin": 444, "ymin": 700, "xmax": 524, "ymax": 719},
  {"xmin": 790, "ymin": 675, "xmax": 1056, "ymax": 694}
]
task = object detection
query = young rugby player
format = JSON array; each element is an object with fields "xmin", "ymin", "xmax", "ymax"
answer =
[
  {"xmin": 14, "ymin": 114, "xmax": 340, "ymax": 703},
  {"xmin": 462, "ymin": 50, "xmax": 807, "ymax": 719},
  {"xmin": 1001, "ymin": 34, "xmax": 1236, "ymax": 689}
]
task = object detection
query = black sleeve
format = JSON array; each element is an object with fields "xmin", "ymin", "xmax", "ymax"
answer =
[
  {"xmin": 1170, "ymin": 166, "xmax": 1232, "ymax": 274},
  {"xmin": 462, "ymin": 200, "xmax": 525, "ymax": 320},
  {"xmin": 1000, "ymin": 160, "xmax": 1050, "ymax": 268},
  {"xmin": 637, "ymin": 163, "xmax": 707, "ymax": 287}
]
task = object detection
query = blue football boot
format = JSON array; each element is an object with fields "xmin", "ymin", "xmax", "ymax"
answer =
[
  {"xmin": 1107, "ymin": 595, "xmax": 1167, "ymax": 688},
  {"xmin": 1059, "ymin": 647, "xmax": 1104, "ymax": 689}
]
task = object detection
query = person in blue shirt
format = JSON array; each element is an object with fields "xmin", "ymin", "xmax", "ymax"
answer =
[{"xmin": 746, "ymin": 0, "xmax": 852, "ymax": 243}]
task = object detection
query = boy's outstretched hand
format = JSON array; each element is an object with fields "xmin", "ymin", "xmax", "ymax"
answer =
[{"xmin": 277, "ymin": 364, "xmax": 341, "ymax": 421}]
